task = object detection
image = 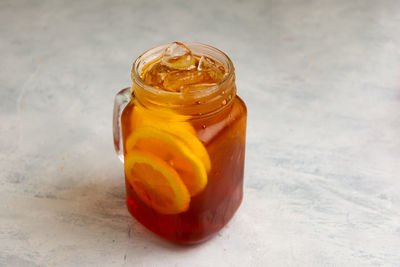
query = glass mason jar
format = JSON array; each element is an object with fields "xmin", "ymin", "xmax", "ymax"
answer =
[{"xmin": 113, "ymin": 43, "xmax": 247, "ymax": 244}]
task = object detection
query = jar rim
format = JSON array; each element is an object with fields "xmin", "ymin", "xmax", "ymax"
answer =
[{"xmin": 132, "ymin": 42, "xmax": 234, "ymax": 96}]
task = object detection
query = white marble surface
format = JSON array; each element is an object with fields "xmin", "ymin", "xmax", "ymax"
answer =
[{"xmin": 1, "ymin": 0, "xmax": 400, "ymax": 266}]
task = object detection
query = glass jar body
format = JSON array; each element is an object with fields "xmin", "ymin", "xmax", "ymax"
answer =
[{"xmin": 121, "ymin": 94, "xmax": 247, "ymax": 244}]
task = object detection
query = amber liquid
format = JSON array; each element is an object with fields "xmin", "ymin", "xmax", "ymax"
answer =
[{"xmin": 121, "ymin": 96, "xmax": 247, "ymax": 243}]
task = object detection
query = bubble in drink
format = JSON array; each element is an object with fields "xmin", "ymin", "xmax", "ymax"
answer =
[{"xmin": 161, "ymin": 42, "xmax": 196, "ymax": 70}]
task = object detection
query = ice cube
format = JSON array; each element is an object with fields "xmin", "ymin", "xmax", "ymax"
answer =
[
  {"xmin": 142, "ymin": 63, "xmax": 172, "ymax": 88},
  {"xmin": 197, "ymin": 56, "xmax": 211, "ymax": 71},
  {"xmin": 197, "ymin": 56, "xmax": 225, "ymax": 82},
  {"xmin": 180, "ymin": 83, "xmax": 218, "ymax": 93},
  {"xmin": 161, "ymin": 42, "xmax": 196, "ymax": 70},
  {"xmin": 163, "ymin": 70, "xmax": 214, "ymax": 92}
]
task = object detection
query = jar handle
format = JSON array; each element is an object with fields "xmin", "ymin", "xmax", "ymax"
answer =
[{"xmin": 113, "ymin": 87, "xmax": 131, "ymax": 163}]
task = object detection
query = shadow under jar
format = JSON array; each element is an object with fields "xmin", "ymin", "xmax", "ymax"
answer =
[{"xmin": 113, "ymin": 42, "xmax": 247, "ymax": 244}]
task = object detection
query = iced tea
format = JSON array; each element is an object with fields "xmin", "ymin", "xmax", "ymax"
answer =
[{"xmin": 120, "ymin": 42, "xmax": 247, "ymax": 244}]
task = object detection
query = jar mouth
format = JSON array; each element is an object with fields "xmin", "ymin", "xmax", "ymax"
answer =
[{"xmin": 131, "ymin": 42, "xmax": 236, "ymax": 116}]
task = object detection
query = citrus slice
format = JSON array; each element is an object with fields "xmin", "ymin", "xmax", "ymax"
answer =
[
  {"xmin": 125, "ymin": 150, "xmax": 190, "ymax": 215},
  {"xmin": 126, "ymin": 127, "xmax": 207, "ymax": 196},
  {"xmin": 168, "ymin": 127, "xmax": 211, "ymax": 172},
  {"xmin": 130, "ymin": 104, "xmax": 211, "ymax": 172},
  {"xmin": 130, "ymin": 104, "xmax": 195, "ymax": 134}
]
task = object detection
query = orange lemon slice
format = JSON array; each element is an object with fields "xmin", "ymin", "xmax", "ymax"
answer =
[
  {"xmin": 124, "ymin": 150, "xmax": 190, "ymax": 215},
  {"xmin": 126, "ymin": 127, "xmax": 208, "ymax": 197},
  {"xmin": 130, "ymin": 104, "xmax": 211, "ymax": 172},
  {"xmin": 130, "ymin": 104, "xmax": 195, "ymax": 134},
  {"xmin": 167, "ymin": 127, "xmax": 211, "ymax": 173}
]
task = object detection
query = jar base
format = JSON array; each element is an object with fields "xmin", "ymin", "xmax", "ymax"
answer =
[{"xmin": 126, "ymin": 195, "xmax": 242, "ymax": 245}]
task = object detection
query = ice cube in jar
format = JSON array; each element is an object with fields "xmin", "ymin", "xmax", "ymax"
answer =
[{"xmin": 141, "ymin": 42, "xmax": 226, "ymax": 92}]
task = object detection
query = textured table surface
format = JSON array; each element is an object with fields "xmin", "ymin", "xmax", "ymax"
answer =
[{"xmin": 1, "ymin": 0, "xmax": 400, "ymax": 266}]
